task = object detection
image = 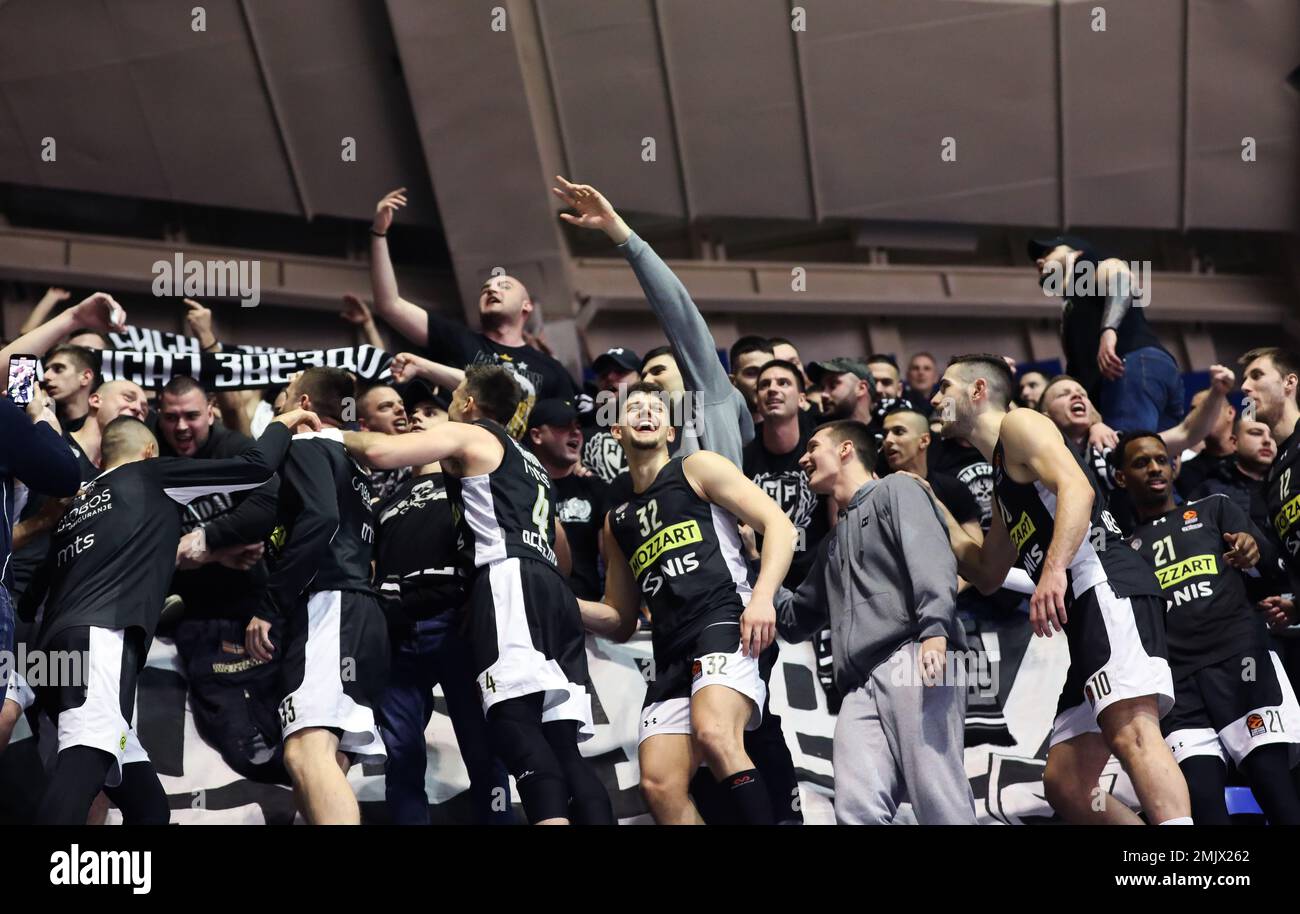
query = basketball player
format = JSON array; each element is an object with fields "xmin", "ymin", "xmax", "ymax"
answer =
[
  {"xmin": 245, "ymin": 368, "xmax": 391, "ymax": 826},
  {"xmin": 1114, "ymin": 431, "xmax": 1300, "ymax": 824},
  {"xmin": 580, "ymin": 382, "xmax": 796, "ymax": 825},
  {"xmin": 23, "ymin": 407, "xmax": 317, "ymax": 824},
  {"xmin": 342, "ymin": 365, "xmax": 612, "ymax": 826},
  {"xmin": 927, "ymin": 354, "xmax": 1192, "ymax": 824}
]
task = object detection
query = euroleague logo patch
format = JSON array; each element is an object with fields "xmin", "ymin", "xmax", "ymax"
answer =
[
  {"xmin": 1183, "ymin": 510, "xmax": 1198, "ymax": 522},
  {"xmin": 1247, "ymin": 713, "xmax": 1267, "ymax": 737}
]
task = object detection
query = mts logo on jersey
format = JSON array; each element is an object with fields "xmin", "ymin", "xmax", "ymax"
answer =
[{"xmin": 630, "ymin": 520, "xmax": 703, "ymax": 576}]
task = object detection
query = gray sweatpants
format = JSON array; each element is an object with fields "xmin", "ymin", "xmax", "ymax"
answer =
[{"xmin": 833, "ymin": 642, "xmax": 977, "ymax": 824}]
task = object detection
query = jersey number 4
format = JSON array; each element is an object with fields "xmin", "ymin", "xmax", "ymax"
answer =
[{"xmin": 532, "ymin": 485, "xmax": 550, "ymax": 540}]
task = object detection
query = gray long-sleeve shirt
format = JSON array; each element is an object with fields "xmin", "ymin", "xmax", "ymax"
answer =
[
  {"xmin": 775, "ymin": 475, "xmax": 965, "ymax": 693},
  {"xmin": 618, "ymin": 232, "xmax": 753, "ymax": 466}
]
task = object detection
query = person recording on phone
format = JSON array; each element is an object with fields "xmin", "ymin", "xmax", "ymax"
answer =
[{"xmin": 0, "ymin": 389, "xmax": 83, "ymax": 658}]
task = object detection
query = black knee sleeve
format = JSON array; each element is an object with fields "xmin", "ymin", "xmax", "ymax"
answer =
[
  {"xmin": 105, "ymin": 761, "xmax": 171, "ymax": 825},
  {"xmin": 542, "ymin": 720, "xmax": 613, "ymax": 825},
  {"xmin": 1241, "ymin": 745, "xmax": 1300, "ymax": 825},
  {"xmin": 37, "ymin": 745, "xmax": 114, "ymax": 826},
  {"xmin": 1180, "ymin": 756, "xmax": 1230, "ymax": 825},
  {"xmin": 487, "ymin": 695, "xmax": 569, "ymax": 824}
]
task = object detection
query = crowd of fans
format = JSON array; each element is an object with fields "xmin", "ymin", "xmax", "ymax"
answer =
[{"xmin": 0, "ymin": 176, "xmax": 1296, "ymax": 827}]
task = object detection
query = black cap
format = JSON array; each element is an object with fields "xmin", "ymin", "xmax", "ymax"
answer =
[
  {"xmin": 1026, "ymin": 234, "xmax": 1093, "ymax": 261},
  {"xmin": 592, "ymin": 347, "xmax": 641, "ymax": 375},
  {"xmin": 401, "ymin": 379, "xmax": 451, "ymax": 414},
  {"xmin": 806, "ymin": 357, "xmax": 872, "ymax": 385},
  {"xmin": 526, "ymin": 398, "xmax": 579, "ymax": 430}
]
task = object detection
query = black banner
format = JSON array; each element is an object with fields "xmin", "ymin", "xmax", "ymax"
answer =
[{"xmin": 96, "ymin": 345, "xmax": 393, "ymax": 390}]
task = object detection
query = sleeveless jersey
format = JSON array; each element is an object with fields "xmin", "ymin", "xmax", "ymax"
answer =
[
  {"xmin": 991, "ymin": 436, "xmax": 1161, "ymax": 603},
  {"xmin": 446, "ymin": 420, "xmax": 558, "ymax": 569},
  {"xmin": 609, "ymin": 457, "xmax": 751, "ymax": 659}
]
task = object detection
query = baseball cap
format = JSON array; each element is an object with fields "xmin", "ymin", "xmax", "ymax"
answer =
[
  {"xmin": 526, "ymin": 397, "xmax": 579, "ymax": 430},
  {"xmin": 592, "ymin": 347, "xmax": 641, "ymax": 375},
  {"xmin": 401, "ymin": 379, "xmax": 451, "ymax": 414},
  {"xmin": 1026, "ymin": 234, "xmax": 1093, "ymax": 261},
  {"xmin": 806, "ymin": 357, "xmax": 872, "ymax": 385}
]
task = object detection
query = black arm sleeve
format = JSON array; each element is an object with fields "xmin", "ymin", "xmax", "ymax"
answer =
[
  {"xmin": 202, "ymin": 475, "xmax": 280, "ymax": 550},
  {"xmin": 155, "ymin": 424, "xmax": 292, "ymax": 505},
  {"xmin": 258, "ymin": 440, "xmax": 340, "ymax": 622}
]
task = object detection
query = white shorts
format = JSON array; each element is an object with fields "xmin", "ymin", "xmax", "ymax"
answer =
[
  {"xmin": 53, "ymin": 627, "xmax": 150, "ymax": 788},
  {"xmin": 279, "ymin": 590, "xmax": 388, "ymax": 763},
  {"xmin": 638, "ymin": 644, "xmax": 766, "ymax": 745}
]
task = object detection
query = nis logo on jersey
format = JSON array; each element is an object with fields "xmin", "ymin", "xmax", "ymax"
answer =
[{"xmin": 1005, "ymin": 508, "xmax": 1046, "ymax": 576}]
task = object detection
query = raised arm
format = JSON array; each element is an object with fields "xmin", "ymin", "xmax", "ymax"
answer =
[
  {"xmin": 1160, "ymin": 364, "xmax": 1233, "ymax": 454},
  {"xmin": 389, "ymin": 351, "xmax": 465, "ymax": 391},
  {"xmin": 1, "ymin": 292, "xmax": 126, "ymax": 378},
  {"xmin": 368, "ymin": 187, "xmax": 429, "ymax": 347},
  {"xmin": 577, "ymin": 518, "xmax": 641, "ymax": 642},
  {"xmin": 552, "ymin": 176, "xmax": 732, "ymax": 405},
  {"xmin": 342, "ymin": 422, "xmax": 501, "ymax": 474},
  {"xmin": 1003, "ymin": 408, "xmax": 1095, "ymax": 636},
  {"xmin": 341, "ymin": 294, "xmax": 387, "ymax": 351},
  {"xmin": 19, "ymin": 287, "xmax": 71, "ymax": 335}
]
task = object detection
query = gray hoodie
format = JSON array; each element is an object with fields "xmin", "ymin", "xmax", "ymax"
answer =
[
  {"xmin": 775, "ymin": 475, "xmax": 965, "ymax": 693},
  {"xmin": 618, "ymin": 232, "xmax": 753, "ymax": 466}
]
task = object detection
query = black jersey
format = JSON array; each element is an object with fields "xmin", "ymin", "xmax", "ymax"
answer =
[
  {"xmin": 1129, "ymin": 494, "xmax": 1269, "ymax": 674},
  {"xmin": 261, "ymin": 431, "xmax": 375, "ymax": 622},
  {"xmin": 928, "ymin": 437, "xmax": 994, "ymax": 530},
  {"xmin": 26, "ymin": 424, "xmax": 292, "ymax": 650},
  {"xmin": 552, "ymin": 472, "xmax": 607, "ymax": 600},
  {"xmin": 1264, "ymin": 423, "xmax": 1300, "ymax": 580},
  {"xmin": 743, "ymin": 426, "xmax": 829, "ymax": 589},
  {"xmin": 609, "ymin": 457, "xmax": 751, "ymax": 660},
  {"xmin": 374, "ymin": 471, "xmax": 466, "ymax": 617},
  {"xmin": 991, "ymin": 437, "xmax": 1162, "ymax": 604},
  {"xmin": 446, "ymin": 420, "xmax": 558, "ymax": 569},
  {"xmin": 9, "ymin": 430, "xmax": 99, "ymax": 597}
]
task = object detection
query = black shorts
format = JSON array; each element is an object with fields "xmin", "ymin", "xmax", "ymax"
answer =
[
  {"xmin": 467, "ymin": 557, "xmax": 593, "ymax": 739},
  {"xmin": 1050, "ymin": 583, "xmax": 1174, "ymax": 747},
  {"xmin": 278, "ymin": 590, "xmax": 390, "ymax": 762},
  {"xmin": 1162, "ymin": 647, "xmax": 1300, "ymax": 765},
  {"xmin": 638, "ymin": 617, "xmax": 764, "ymax": 744}
]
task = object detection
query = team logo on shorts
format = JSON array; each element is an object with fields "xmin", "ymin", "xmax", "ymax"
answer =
[
  {"xmin": 1084, "ymin": 684, "xmax": 1096, "ymax": 706},
  {"xmin": 1247, "ymin": 713, "xmax": 1267, "ymax": 737},
  {"xmin": 119, "ymin": 734, "xmax": 127, "ymax": 751},
  {"xmin": 691, "ymin": 660, "xmax": 703, "ymax": 682},
  {"xmin": 1183, "ymin": 510, "xmax": 1198, "ymax": 522}
]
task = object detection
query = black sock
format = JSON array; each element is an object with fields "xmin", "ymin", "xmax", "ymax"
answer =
[
  {"xmin": 1180, "ymin": 756, "xmax": 1230, "ymax": 825},
  {"xmin": 723, "ymin": 768, "xmax": 773, "ymax": 825},
  {"xmin": 37, "ymin": 745, "xmax": 113, "ymax": 826}
]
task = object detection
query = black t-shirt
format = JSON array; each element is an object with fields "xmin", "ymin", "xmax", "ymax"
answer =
[
  {"xmin": 424, "ymin": 312, "xmax": 579, "ymax": 439},
  {"xmin": 608, "ymin": 457, "xmax": 749, "ymax": 662},
  {"xmin": 928, "ymin": 472, "xmax": 981, "ymax": 528},
  {"xmin": 552, "ymin": 472, "xmax": 608, "ymax": 601},
  {"xmin": 1058, "ymin": 252, "xmax": 1166, "ymax": 399},
  {"xmin": 165, "ymin": 424, "xmax": 280, "ymax": 622},
  {"xmin": 9, "ymin": 430, "xmax": 100, "ymax": 597},
  {"xmin": 928, "ymin": 437, "xmax": 995, "ymax": 530},
  {"xmin": 743, "ymin": 424, "xmax": 829, "ymax": 589},
  {"xmin": 1129, "ymin": 494, "xmax": 1270, "ymax": 674},
  {"xmin": 1176, "ymin": 451, "xmax": 1231, "ymax": 500},
  {"xmin": 581, "ymin": 415, "xmax": 628, "ymax": 484},
  {"xmin": 26, "ymin": 425, "xmax": 292, "ymax": 649},
  {"xmin": 374, "ymin": 471, "xmax": 466, "ymax": 618},
  {"xmin": 261, "ymin": 432, "xmax": 376, "ymax": 622}
]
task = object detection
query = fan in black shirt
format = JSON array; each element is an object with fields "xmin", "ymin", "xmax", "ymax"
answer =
[
  {"xmin": 1115, "ymin": 432, "xmax": 1300, "ymax": 824},
  {"xmin": 525, "ymin": 399, "xmax": 608, "ymax": 601},
  {"xmin": 21, "ymin": 408, "xmax": 314, "ymax": 825}
]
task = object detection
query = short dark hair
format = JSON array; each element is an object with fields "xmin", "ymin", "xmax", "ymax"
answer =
[
  {"xmin": 948, "ymin": 354, "xmax": 1014, "ymax": 409},
  {"xmin": 816, "ymin": 419, "xmax": 877, "ymax": 472},
  {"xmin": 463, "ymin": 364, "xmax": 522, "ymax": 425},
  {"xmin": 1239, "ymin": 347, "xmax": 1300, "ymax": 381},
  {"xmin": 866, "ymin": 353, "xmax": 898, "ymax": 369},
  {"xmin": 356, "ymin": 382, "xmax": 400, "ymax": 420},
  {"xmin": 729, "ymin": 335, "xmax": 774, "ymax": 368},
  {"xmin": 756, "ymin": 359, "xmax": 804, "ymax": 392},
  {"xmin": 640, "ymin": 345, "xmax": 674, "ymax": 373},
  {"xmin": 881, "ymin": 408, "xmax": 931, "ymax": 432},
  {"xmin": 296, "ymin": 367, "xmax": 354, "ymax": 424},
  {"xmin": 1110, "ymin": 429, "xmax": 1166, "ymax": 470},
  {"xmin": 161, "ymin": 374, "xmax": 208, "ymax": 401},
  {"xmin": 769, "ymin": 336, "xmax": 797, "ymax": 352},
  {"xmin": 909, "ymin": 351, "xmax": 935, "ymax": 364},
  {"xmin": 100, "ymin": 416, "xmax": 157, "ymax": 465},
  {"xmin": 46, "ymin": 344, "xmax": 101, "ymax": 393},
  {"xmin": 66, "ymin": 327, "xmax": 109, "ymax": 347},
  {"xmin": 1036, "ymin": 373, "xmax": 1084, "ymax": 413}
]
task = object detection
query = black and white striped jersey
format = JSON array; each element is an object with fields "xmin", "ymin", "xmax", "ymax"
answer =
[
  {"xmin": 991, "ymin": 436, "xmax": 1162, "ymax": 604},
  {"xmin": 609, "ymin": 456, "xmax": 751, "ymax": 660},
  {"xmin": 446, "ymin": 420, "xmax": 558, "ymax": 570}
]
